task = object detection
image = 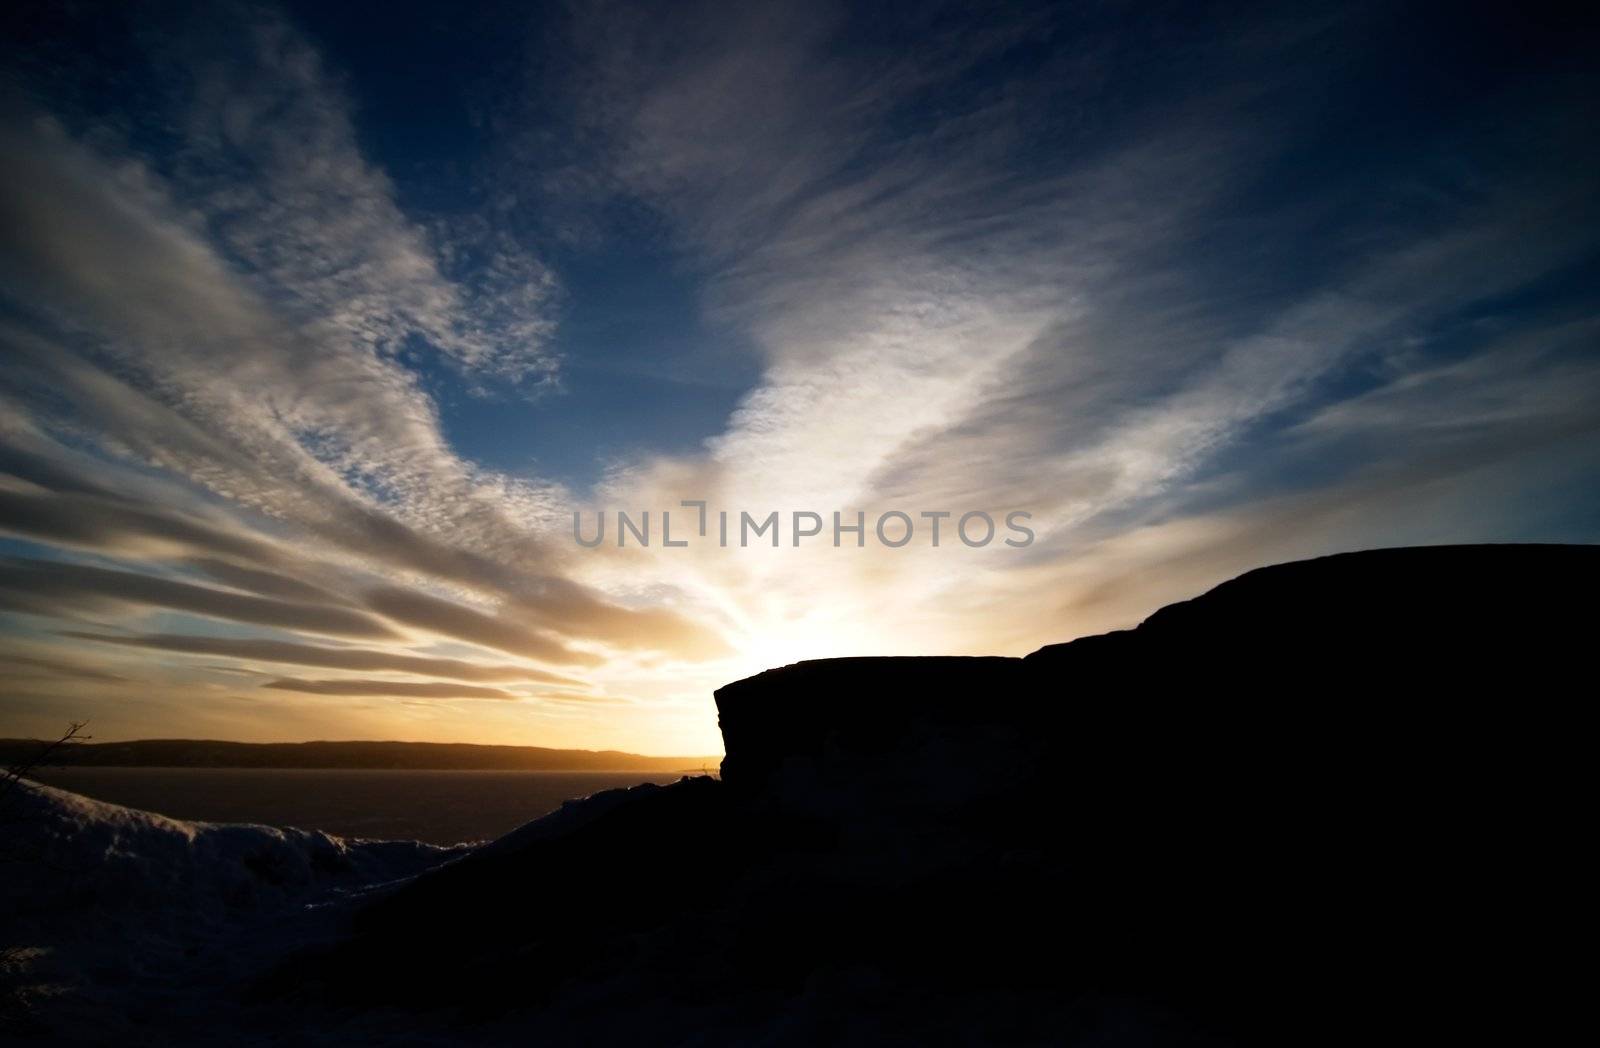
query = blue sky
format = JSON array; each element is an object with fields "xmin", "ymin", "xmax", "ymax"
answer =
[
  {"xmin": 1, "ymin": 1, "xmax": 1597, "ymax": 752},
  {"xmin": 275, "ymin": 0, "xmax": 772, "ymax": 488}
]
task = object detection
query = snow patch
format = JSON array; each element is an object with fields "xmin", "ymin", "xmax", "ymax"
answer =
[
  {"xmin": 2, "ymin": 779, "xmax": 463, "ymax": 936},
  {"xmin": 1, "ymin": 779, "xmax": 469, "ymax": 1043}
]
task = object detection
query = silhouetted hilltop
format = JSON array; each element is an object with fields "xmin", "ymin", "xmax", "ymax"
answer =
[
  {"xmin": 0, "ymin": 738, "xmax": 717, "ymax": 772},
  {"xmin": 717, "ymin": 543, "xmax": 1594, "ymax": 807},
  {"xmin": 261, "ymin": 545, "xmax": 1593, "ymax": 1045},
  {"xmin": 1033, "ymin": 540, "xmax": 1592, "ymax": 664}
]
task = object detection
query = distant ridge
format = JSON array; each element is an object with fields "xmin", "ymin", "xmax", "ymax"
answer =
[{"xmin": 0, "ymin": 738, "xmax": 721, "ymax": 772}]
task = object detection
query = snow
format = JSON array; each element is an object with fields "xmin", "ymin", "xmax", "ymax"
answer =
[
  {"xmin": 0, "ymin": 780, "xmax": 467, "ymax": 1043},
  {"xmin": 3, "ymin": 779, "xmax": 464, "ymax": 924},
  {"xmin": 0, "ymin": 777, "xmax": 687, "ymax": 1044}
]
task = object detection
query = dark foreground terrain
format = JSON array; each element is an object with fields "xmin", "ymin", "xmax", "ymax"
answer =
[
  {"xmin": 5, "ymin": 544, "xmax": 1591, "ymax": 1044},
  {"xmin": 256, "ymin": 544, "xmax": 1592, "ymax": 1044}
]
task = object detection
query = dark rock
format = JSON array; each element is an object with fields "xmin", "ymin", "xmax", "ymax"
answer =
[{"xmin": 266, "ymin": 544, "xmax": 1595, "ymax": 1044}]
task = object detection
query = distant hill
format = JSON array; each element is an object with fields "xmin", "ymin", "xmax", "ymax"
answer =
[{"xmin": 0, "ymin": 737, "xmax": 721, "ymax": 772}]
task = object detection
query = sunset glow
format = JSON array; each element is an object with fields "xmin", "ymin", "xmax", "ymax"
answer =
[{"xmin": 3, "ymin": 2, "xmax": 1597, "ymax": 757}]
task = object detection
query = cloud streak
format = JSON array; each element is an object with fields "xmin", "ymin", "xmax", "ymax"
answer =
[
  {"xmin": 0, "ymin": 558, "xmax": 398, "ymax": 639},
  {"xmin": 261, "ymin": 678, "xmax": 521, "ymax": 700},
  {"xmin": 61, "ymin": 632, "xmax": 584, "ymax": 686},
  {"xmin": 2, "ymin": 1, "xmax": 1597, "ymax": 753}
]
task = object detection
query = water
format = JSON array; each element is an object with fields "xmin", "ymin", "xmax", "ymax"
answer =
[{"xmin": 30, "ymin": 767, "xmax": 697, "ymax": 845}]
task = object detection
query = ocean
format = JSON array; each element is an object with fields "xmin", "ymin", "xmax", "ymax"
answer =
[{"xmin": 29, "ymin": 766, "xmax": 698, "ymax": 845}]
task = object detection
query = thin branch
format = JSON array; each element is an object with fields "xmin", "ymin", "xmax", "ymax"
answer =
[{"xmin": 0, "ymin": 721, "xmax": 90, "ymax": 828}]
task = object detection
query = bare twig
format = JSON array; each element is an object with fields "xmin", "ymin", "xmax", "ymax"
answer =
[
  {"xmin": 0, "ymin": 721, "xmax": 89, "ymax": 804},
  {"xmin": 0, "ymin": 721, "xmax": 90, "ymax": 851}
]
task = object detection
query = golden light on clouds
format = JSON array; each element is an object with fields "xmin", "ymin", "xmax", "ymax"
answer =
[{"xmin": 4, "ymin": 1, "xmax": 1599, "ymax": 755}]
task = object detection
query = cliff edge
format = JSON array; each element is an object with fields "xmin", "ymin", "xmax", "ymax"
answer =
[{"xmin": 266, "ymin": 544, "xmax": 1595, "ymax": 1045}]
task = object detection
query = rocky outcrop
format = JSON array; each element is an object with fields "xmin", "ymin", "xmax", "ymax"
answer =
[
  {"xmin": 715, "ymin": 656, "xmax": 1028, "ymax": 819},
  {"xmin": 270, "ymin": 544, "xmax": 1596, "ymax": 1045},
  {"xmin": 717, "ymin": 543, "xmax": 1594, "ymax": 828}
]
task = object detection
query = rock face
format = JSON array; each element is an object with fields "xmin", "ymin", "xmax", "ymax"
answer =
[
  {"xmin": 272, "ymin": 544, "xmax": 1595, "ymax": 1045},
  {"xmin": 713, "ymin": 544, "xmax": 1594, "ymax": 905},
  {"xmin": 715, "ymin": 656, "xmax": 1029, "ymax": 819}
]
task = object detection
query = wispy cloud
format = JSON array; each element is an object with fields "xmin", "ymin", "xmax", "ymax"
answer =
[
  {"xmin": 261, "ymin": 678, "xmax": 521, "ymax": 700},
  {"xmin": 61, "ymin": 631, "xmax": 584, "ymax": 686},
  {"xmin": 0, "ymin": 557, "xmax": 397, "ymax": 638},
  {"xmin": 2, "ymin": 0, "xmax": 1596, "ymax": 752}
]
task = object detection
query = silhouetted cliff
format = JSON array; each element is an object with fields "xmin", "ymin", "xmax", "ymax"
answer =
[{"xmin": 265, "ymin": 544, "xmax": 1594, "ymax": 1045}]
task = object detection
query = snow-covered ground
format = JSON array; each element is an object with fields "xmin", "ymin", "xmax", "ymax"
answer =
[
  {"xmin": 1, "ymin": 779, "xmax": 472, "ymax": 1043},
  {"xmin": 0, "ymin": 775, "xmax": 1198, "ymax": 1045}
]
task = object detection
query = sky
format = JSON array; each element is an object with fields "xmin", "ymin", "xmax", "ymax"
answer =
[{"xmin": 1, "ymin": 1, "xmax": 1597, "ymax": 755}]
